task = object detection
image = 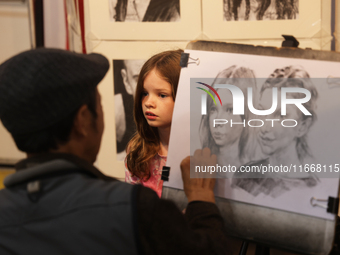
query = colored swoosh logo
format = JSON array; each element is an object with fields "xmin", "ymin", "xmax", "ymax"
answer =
[{"xmin": 196, "ymin": 82, "xmax": 222, "ymax": 106}]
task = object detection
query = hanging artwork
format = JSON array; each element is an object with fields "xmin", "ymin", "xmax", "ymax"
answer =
[
  {"xmin": 108, "ymin": 0, "xmax": 180, "ymax": 22},
  {"xmin": 113, "ymin": 59, "xmax": 146, "ymax": 161},
  {"xmin": 202, "ymin": 0, "xmax": 321, "ymax": 40},
  {"xmin": 223, "ymin": 0, "xmax": 299, "ymax": 21},
  {"xmin": 86, "ymin": 0, "xmax": 200, "ymax": 40}
]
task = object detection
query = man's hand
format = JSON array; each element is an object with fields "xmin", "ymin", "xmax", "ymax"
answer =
[{"xmin": 180, "ymin": 148, "xmax": 216, "ymax": 203}]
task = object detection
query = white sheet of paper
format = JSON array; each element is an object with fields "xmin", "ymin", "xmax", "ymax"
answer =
[{"xmin": 165, "ymin": 49, "xmax": 340, "ymax": 220}]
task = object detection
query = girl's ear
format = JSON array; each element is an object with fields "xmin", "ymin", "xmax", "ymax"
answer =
[{"xmin": 296, "ymin": 117, "xmax": 312, "ymax": 138}]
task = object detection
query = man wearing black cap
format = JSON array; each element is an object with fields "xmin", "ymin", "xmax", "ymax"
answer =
[{"xmin": 0, "ymin": 48, "xmax": 230, "ymax": 255}]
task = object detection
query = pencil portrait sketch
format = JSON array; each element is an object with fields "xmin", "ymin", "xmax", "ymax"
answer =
[
  {"xmin": 232, "ymin": 65, "xmax": 319, "ymax": 197},
  {"xmin": 223, "ymin": 0, "xmax": 299, "ymax": 21},
  {"xmin": 199, "ymin": 66, "xmax": 258, "ymax": 168},
  {"xmin": 199, "ymin": 65, "xmax": 260, "ymax": 194},
  {"xmin": 165, "ymin": 48, "xmax": 340, "ymax": 220}
]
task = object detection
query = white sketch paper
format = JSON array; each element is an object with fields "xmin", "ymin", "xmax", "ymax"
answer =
[{"xmin": 165, "ymin": 49, "xmax": 340, "ymax": 220}]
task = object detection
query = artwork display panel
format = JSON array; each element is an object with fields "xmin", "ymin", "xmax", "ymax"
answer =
[
  {"xmin": 86, "ymin": 0, "xmax": 201, "ymax": 40},
  {"xmin": 165, "ymin": 48, "xmax": 340, "ymax": 221},
  {"xmin": 202, "ymin": 0, "xmax": 322, "ymax": 40}
]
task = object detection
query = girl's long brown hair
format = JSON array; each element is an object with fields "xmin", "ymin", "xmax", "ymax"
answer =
[{"xmin": 126, "ymin": 49, "xmax": 183, "ymax": 180}]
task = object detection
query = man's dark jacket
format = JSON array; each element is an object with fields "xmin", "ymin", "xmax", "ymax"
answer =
[{"xmin": 0, "ymin": 154, "xmax": 229, "ymax": 255}]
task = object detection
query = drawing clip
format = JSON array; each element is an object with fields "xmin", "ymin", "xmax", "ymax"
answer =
[
  {"xmin": 310, "ymin": 196, "xmax": 339, "ymax": 214},
  {"xmin": 161, "ymin": 166, "xmax": 171, "ymax": 181},
  {"xmin": 310, "ymin": 197, "xmax": 327, "ymax": 209},
  {"xmin": 180, "ymin": 53, "xmax": 200, "ymax": 68}
]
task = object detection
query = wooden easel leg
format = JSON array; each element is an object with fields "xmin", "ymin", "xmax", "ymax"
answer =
[{"xmin": 239, "ymin": 241, "xmax": 249, "ymax": 255}]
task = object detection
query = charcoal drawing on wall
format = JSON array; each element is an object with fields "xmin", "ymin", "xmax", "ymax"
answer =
[
  {"xmin": 109, "ymin": 0, "xmax": 180, "ymax": 22},
  {"xmin": 223, "ymin": 0, "xmax": 299, "ymax": 21},
  {"xmin": 114, "ymin": 59, "xmax": 145, "ymax": 161}
]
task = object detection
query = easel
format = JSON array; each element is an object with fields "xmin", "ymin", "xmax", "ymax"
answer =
[
  {"xmin": 237, "ymin": 35, "xmax": 339, "ymax": 255},
  {"xmin": 162, "ymin": 37, "xmax": 340, "ymax": 255}
]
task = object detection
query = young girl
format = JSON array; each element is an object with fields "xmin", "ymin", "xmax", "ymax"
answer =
[{"xmin": 125, "ymin": 49, "xmax": 183, "ymax": 197}]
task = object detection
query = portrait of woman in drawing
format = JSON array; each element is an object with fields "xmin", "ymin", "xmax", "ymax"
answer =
[
  {"xmin": 232, "ymin": 65, "xmax": 319, "ymax": 198},
  {"xmin": 199, "ymin": 65, "xmax": 259, "ymax": 195}
]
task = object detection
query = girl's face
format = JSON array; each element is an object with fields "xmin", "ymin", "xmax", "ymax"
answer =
[
  {"xmin": 208, "ymin": 89, "xmax": 243, "ymax": 147},
  {"xmin": 141, "ymin": 68, "xmax": 174, "ymax": 129},
  {"xmin": 258, "ymin": 88, "xmax": 305, "ymax": 156}
]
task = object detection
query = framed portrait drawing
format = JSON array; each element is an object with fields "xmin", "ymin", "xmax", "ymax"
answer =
[
  {"xmin": 85, "ymin": 0, "xmax": 201, "ymax": 40},
  {"xmin": 202, "ymin": 0, "xmax": 322, "ymax": 40}
]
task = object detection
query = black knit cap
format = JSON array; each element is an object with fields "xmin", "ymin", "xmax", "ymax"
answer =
[{"xmin": 0, "ymin": 48, "xmax": 109, "ymax": 135}]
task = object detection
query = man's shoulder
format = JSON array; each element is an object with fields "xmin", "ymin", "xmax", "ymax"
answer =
[{"xmin": 63, "ymin": 172, "xmax": 135, "ymax": 201}]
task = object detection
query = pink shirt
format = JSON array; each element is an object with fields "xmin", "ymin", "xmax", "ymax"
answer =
[{"xmin": 125, "ymin": 154, "xmax": 166, "ymax": 198}]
